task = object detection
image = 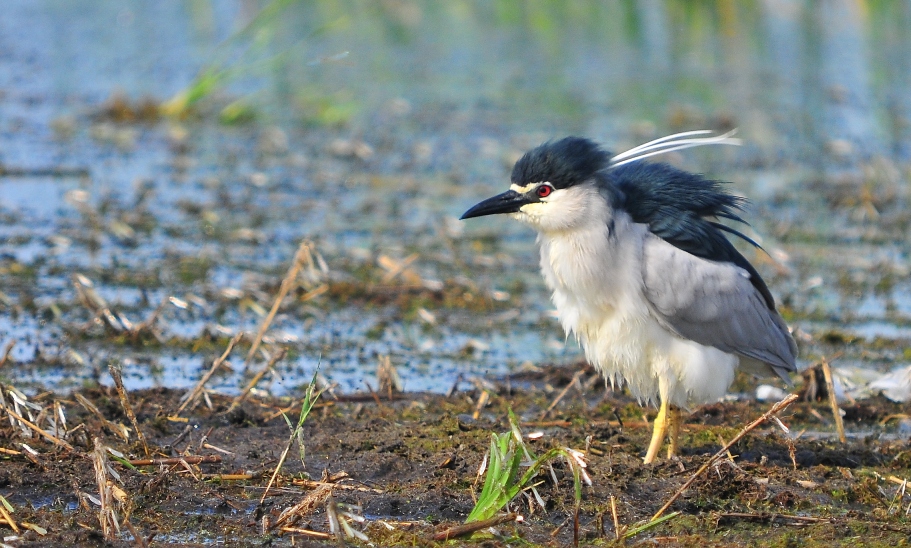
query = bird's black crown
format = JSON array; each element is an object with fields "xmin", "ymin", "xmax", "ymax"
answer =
[{"xmin": 511, "ymin": 137, "xmax": 609, "ymax": 189}]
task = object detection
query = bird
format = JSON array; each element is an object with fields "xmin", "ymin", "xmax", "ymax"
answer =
[{"xmin": 460, "ymin": 131, "xmax": 797, "ymax": 463}]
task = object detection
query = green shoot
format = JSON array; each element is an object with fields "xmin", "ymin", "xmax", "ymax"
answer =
[
  {"xmin": 623, "ymin": 511, "xmax": 681, "ymax": 540},
  {"xmin": 0, "ymin": 493, "xmax": 13, "ymax": 514},
  {"xmin": 161, "ymin": 0, "xmax": 345, "ymax": 119},
  {"xmin": 107, "ymin": 453, "xmax": 137, "ymax": 471},
  {"xmin": 260, "ymin": 368, "xmax": 324, "ymax": 503},
  {"xmin": 466, "ymin": 410, "xmax": 590, "ymax": 524},
  {"xmin": 287, "ymin": 369, "xmax": 323, "ymax": 468}
]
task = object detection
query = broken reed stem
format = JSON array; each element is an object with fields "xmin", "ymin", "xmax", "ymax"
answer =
[
  {"xmin": 380, "ymin": 252, "xmax": 419, "ymax": 283},
  {"xmin": 123, "ymin": 519, "xmax": 149, "ymax": 548},
  {"xmin": 228, "ymin": 347, "xmax": 288, "ymax": 413},
  {"xmin": 204, "ymin": 473, "xmax": 255, "ymax": 481},
  {"xmin": 127, "ymin": 455, "xmax": 221, "ymax": 466},
  {"xmin": 651, "ymin": 393, "xmax": 799, "ymax": 521},
  {"xmin": 2, "ymin": 406, "xmax": 74, "ymax": 451},
  {"xmin": 364, "ymin": 380, "xmax": 390, "ymax": 413},
  {"xmin": 0, "ymin": 340, "xmax": 14, "ymax": 369},
  {"xmin": 820, "ymin": 358, "xmax": 847, "ymax": 443},
  {"xmin": 273, "ymin": 483, "xmax": 334, "ymax": 530},
  {"xmin": 177, "ymin": 333, "xmax": 243, "ymax": 415},
  {"xmin": 261, "ymin": 457, "xmax": 287, "ymax": 503},
  {"xmin": 291, "ymin": 478, "xmax": 384, "ymax": 493},
  {"xmin": 131, "ymin": 298, "xmax": 166, "ymax": 335},
  {"xmin": 75, "ymin": 393, "xmax": 129, "ymax": 440},
  {"xmin": 72, "ymin": 274, "xmax": 128, "ymax": 333},
  {"xmin": 471, "ymin": 390, "xmax": 490, "ymax": 420},
  {"xmin": 715, "ymin": 511, "xmax": 829, "ymax": 525},
  {"xmin": 243, "ymin": 241, "xmax": 312, "ymax": 373},
  {"xmin": 610, "ymin": 495, "xmax": 621, "ymax": 540},
  {"xmin": 109, "ymin": 364, "xmax": 149, "ymax": 456},
  {"xmin": 92, "ymin": 437, "xmax": 120, "ymax": 539},
  {"xmin": 540, "ymin": 370, "xmax": 585, "ymax": 420},
  {"xmin": 432, "ymin": 513, "xmax": 518, "ymax": 541},
  {"xmin": 0, "ymin": 496, "xmax": 19, "ymax": 533},
  {"xmin": 279, "ymin": 527, "xmax": 332, "ymax": 539},
  {"xmin": 573, "ymin": 502, "xmax": 580, "ymax": 548}
]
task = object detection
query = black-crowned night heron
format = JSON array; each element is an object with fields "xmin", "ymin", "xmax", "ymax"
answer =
[{"xmin": 461, "ymin": 131, "xmax": 797, "ymax": 463}]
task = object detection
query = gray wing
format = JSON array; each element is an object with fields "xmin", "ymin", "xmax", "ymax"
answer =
[{"xmin": 641, "ymin": 234, "xmax": 797, "ymax": 379}]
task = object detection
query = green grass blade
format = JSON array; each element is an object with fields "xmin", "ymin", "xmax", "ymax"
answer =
[
  {"xmin": 466, "ymin": 410, "xmax": 589, "ymax": 524},
  {"xmin": 623, "ymin": 511, "xmax": 681, "ymax": 539}
]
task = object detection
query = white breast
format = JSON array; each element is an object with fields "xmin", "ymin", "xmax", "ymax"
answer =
[{"xmin": 535, "ymin": 212, "xmax": 739, "ymax": 408}]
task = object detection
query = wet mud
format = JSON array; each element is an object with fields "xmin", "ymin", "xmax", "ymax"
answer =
[{"xmin": 2, "ymin": 364, "xmax": 910, "ymax": 546}]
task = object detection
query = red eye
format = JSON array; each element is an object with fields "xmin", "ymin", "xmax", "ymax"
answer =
[{"xmin": 536, "ymin": 184, "xmax": 553, "ymax": 198}]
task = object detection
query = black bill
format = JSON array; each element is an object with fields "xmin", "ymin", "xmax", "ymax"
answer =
[{"xmin": 460, "ymin": 190, "xmax": 529, "ymax": 220}]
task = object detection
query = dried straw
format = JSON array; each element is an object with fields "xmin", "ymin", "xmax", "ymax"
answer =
[
  {"xmin": 92, "ymin": 438, "xmax": 120, "ymax": 539},
  {"xmin": 229, "ymin": 347, "xmax": 288, "ymax": 412},
  {"xmin": 652, "ymin": 393, "xmax": 799, "ymax": 521},
  {"xmin": 177, "ymin": 332, "xmax": 243, "ymax": 414},
  {"xmin": 2, "ymin": 406, "xmax": 74, "ymax": 451},
  {"xmin": 109, "ymin": 363, "xmax": 148, "ymax": 456},
  {"xmin": 820, "ymin": 357, "xmax": 847, "ymax": 443},
  {"xmin": 242, "ymin": 240, "xmax": 313, "ymax": 373}
]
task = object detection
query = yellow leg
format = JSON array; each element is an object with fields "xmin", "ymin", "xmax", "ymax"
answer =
[
  {"xmin": 643, "ymin": 399, "xmax": 669, "ymax": 464},
  {"xmin": 666, "ymin": 406, "xmax": 681, "ymax": 459}
]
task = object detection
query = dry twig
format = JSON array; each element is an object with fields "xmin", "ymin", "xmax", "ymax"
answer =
[
  {"xmin": 0, "ymin": 340, "xmax": 14, "ymax": 369},
  {"xmin": 610, "ymin": 495, "xmax": 621, "ymax": 540},
  {"xmin": 75, "ymin": 393, "xmax": 130, "ymax": 441},
  {"xmin": 432, "ymin": 513, "xmax": 518, "ymax": 541},
  {"xmin": 2, "ymin": 406, "xmax": 74, "ymax": 451},
  {"xmin": 229, "ymin": 347, "xmax": 288, "ymax": 412},
  {"xmin": 715, "ymin": 512, "xmax": 830, "ymax": 525},
  {"xmin": 273, "ymin": 483, "xmax": 334, "ymax": 530},
  {"xmin": 123, "ymin": 519, "xmax": 149, "ymax": 548},
  {"xmin": 472, "ymin": 390, "xmax": 490, "ymax": 420},
  {"xmin": 540, "ymin": 370, "xmax": 586, "ymax": 420},
  {"xmin": 109, "ymin": 364, "xmax": 149, "ymax": 456},
  {"xmin": 243, "ymin": 240, "xmax": 313, "ymax": 373},
  {"xmin": 177, "ymin": 333, "xmax": 243, "ymax": 414},
  {"xmin": 92, "ymin": 438, "xmax": 120, "ymax": 539},
  {"xmin": 0, "ymin": 495, "xmax": 19, "ymax": 533},
  {"xmin": 652, "ymin": 393, "xmax": 799, "ymax": 521},
  {"xmin": 377, "ymin": 354, "xmax": 402, "ymax": 398},
  {"xmin": 379, "ymin": 252, "xmax": 419, "ymax": 283},
  {"xmin": 204, "ymin": 473, "xmax": 256, "ymax": 481},
  {"xmin": 820, "ymin": 357, "xmax": 847, "ymax": 443},
  {"xmin": 127, "ymin": 455, "xmax": 221, "ymax": 466},
  {"xmin": 72, "ymin": 274, "xmax": 131, "ymax": 333},
  {"xmin": 291, "ymin": 478, "xmax": 383, "ymax": 493},
  {"xmin": 279, "ymin": 527, "xmax": 332, "ymax": 539}
]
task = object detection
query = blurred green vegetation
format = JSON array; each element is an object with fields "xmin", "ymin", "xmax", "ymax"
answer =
[{"xmin": 149, "ymin": 0, "xmax": 909, "ymax": 156}]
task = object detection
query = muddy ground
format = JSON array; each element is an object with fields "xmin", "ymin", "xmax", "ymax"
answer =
[{"xmin": 2, "ymin": 362, "xmax": 910, "ymax": 547}]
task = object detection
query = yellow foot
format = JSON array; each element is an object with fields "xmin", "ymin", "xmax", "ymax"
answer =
[
  {"xmin": 643, "ymin": 400, "xmax": 668, "ymax": 464},
  {"xmin": 643, "ymin": 402, "xmax": 682, "ymax": 464},
  {"xmin": 666, "ymin": 405, "xmax": 681, "ymax": 459}
]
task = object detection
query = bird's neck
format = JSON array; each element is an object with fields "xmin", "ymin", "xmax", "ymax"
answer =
[{"xmin": 535, "ymin": 212, "xmax": 646, "ymax": 331}]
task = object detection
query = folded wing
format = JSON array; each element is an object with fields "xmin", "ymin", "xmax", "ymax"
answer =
[{"xmin": 641, "ymin": 234, "xmax": 797, "ymax": 380}]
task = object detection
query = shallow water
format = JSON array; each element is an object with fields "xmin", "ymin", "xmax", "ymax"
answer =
[{"xmin": 2, "ymin": 1, "xmax": 911, "ymax": 395}]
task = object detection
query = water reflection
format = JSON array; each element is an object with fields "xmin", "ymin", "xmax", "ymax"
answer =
[
  {"xmin": 817, "ymin": 0, "xmax": 881, "ymax": 161},
  {"xmin": 0, "ymin": 1, "xmax": 903, "ymax": 162}
]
